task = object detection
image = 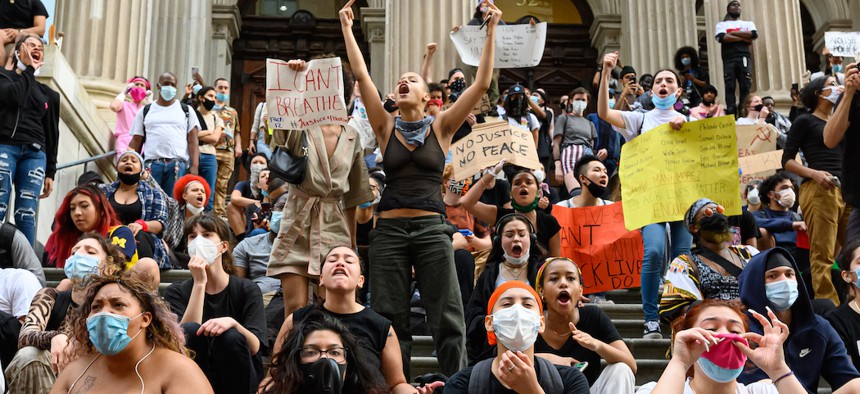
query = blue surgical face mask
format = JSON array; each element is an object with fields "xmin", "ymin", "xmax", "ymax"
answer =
[
  {"xmin": 269, "ymin": 211, "xmax": 283, "ymax": 233},
  {"xmin": 86, "ymin": 311, "xmax": 144, "ymax": 356},
  {"xmin": 192, "ymin": 84, "xmax": 202, "ymax": 95},
  {"xmin": 608, "ymin": 98, "xmax": 616, "ymax": 108},
  {"xmin": 160, "ymin": 85, "xmax": 177, "ymax": 101},
  {"xmin": 216, "ymin": 92, "xmax": 229, "ymax": 102},
  {"xmin": 64, "ymin": 253, "xmax": 101, "ymax": 280},
  {"xmin": 681, "ymin": 57, "xmax": 691, "ymax": 67},
  {"xmin": 833, "ymin": 64, "xmax": 843, "ymax": 73},
  {"xmin": 652, "ymin": 93, "xmax": 678, "ymax": 110},
  {"xmin": 765, "ymin": 279, "xmax": 799, "ymax": 311},
  {"xmin": 852, "ymin": 267, "xmax": 860, "ymax": 289}
]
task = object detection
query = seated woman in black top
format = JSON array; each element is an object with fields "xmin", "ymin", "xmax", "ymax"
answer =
[
  {"xmin": 465, "ymin": 213, "xmax": 544, "ymax": 364},
  {"xmin": 164, "ymin": 214, "xmax": 266, "ymax": 394},
  {"xmin": 534, "ymin": 257, "xmax": 636, "ymax": 393},
  {"xmin": 340, "ymin": 0, "xmax": 503, "ymax": 377},
  {"xmin": 263, "ymin": 310, "xmax": 389, "ymax": 394},
  {"xmin": 462, "ymin": 164, "xmax": 562, "ymax": 256},
  {"xmin": 264, "ymin": 246, "xmax": 418, "ymax": 394},
  {"xmin": 441, "ymin": 281, "xmax": 589, "ymax": 393}
]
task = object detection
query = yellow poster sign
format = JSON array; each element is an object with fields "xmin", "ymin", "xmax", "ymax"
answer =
[{"xmin": 619, "ymin": 115, "xmax": 742, "ymax": 230}]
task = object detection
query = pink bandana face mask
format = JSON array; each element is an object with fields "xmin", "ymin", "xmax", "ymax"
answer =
[
  {"xmin": 129, "ymin": 87, "xmax": 147, "ymax": 102},
  {"xmin": 697, "ymin": 332, "xmax": 748, "ymax": 383}
]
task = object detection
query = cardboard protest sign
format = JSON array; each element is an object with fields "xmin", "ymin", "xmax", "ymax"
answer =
[
  {"xmin": 449, "ymin": 22, "xmax": 547, "ymax": 68},
  {"xmin": 265, "ymin": 58, "xmax": 347, "ymax": 130},
  {"xmin": 619, "ymin": 116, "xmax": 741, "ymax": 230},
  {"xmin": 736, "ymin": 124, "xmax": 778, "ymax": 184},
  {"xmin": 451, "ymin": 121, "xmax": 541, "ymax": 182},
  {"xmin": 553, "ymin": 203, "xmax": 644, "ymax": 294},
  {"xmin": 738, "ymin": 150, "xmax": 784, "ymax": 175},
  {"xmin": 825, "ymin": 31, "xmax": 860, "ymax": 57}
]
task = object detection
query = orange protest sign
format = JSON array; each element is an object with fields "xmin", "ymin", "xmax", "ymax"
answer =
[{"xmin": 553, "ymin": 203, "xmax": 644, "ymax": 294}]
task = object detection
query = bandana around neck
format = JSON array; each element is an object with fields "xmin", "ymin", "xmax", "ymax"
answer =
[{"xmin": 394, "ymin": 116, "xmax": 433, "ymax": 147}]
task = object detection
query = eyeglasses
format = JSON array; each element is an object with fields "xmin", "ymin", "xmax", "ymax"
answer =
[{"xmin": 300, "ymin": 347, "xmax": 347, "ymax": 363}]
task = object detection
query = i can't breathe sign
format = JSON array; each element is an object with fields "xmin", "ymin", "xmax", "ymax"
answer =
[{"xmin": 266, "ymin": 57, "xmax": 348, "ymax": 130}]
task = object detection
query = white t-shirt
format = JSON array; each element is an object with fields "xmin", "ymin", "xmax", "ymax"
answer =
[
  {"xmin": 129, "ymin": 100, "xmax": 201, "ymax": 161},
  {"xmin": 0, "ymin": 268, "xmax": 42, "ymax": 318},
  {"xmin": 556, "ymin": 197, "xmax": 613, "ymax": 208},
  {"xmin": 619, "ymin": 108, "xmax": 685, "ymax": 142},
  {"xmin": 637, "ymin": 379, "xmax": 778, "ymax": 394},
  {"xmin": 507, "ymin": 113, "xmax": 541, "ymax": 132},
  {"xmin": 715, "ymin": 20, "xmax": 758, "ymax": 37},
  {"xmin": 736, "ymin": 117, "xmax": 758, "ymax": 125}
]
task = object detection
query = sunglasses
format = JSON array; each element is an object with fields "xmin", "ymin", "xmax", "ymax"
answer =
[{"xmin": 700, "ymin": 204, "xmax": 726, "ymax": 218}]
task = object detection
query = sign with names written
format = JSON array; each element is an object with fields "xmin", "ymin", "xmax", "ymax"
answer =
[
  {"xmin": 449, "ymin": 22, "xmax": 547, "ymax": 68},
  {"xmin": 618, "ymin": 116, "xmax": 742, "ymax": 230},
  {"xmin": 451, "ymin": 121, "xmax": 541, "ymax": 182},
  {"xmin": 825, "ymin": 31, "xmax": 860, "ymax": 58},
  {"xmin": 553, "ymin": 203, "xmax": 644, "ymax": 294},
  {"xmin": 265, "ymin": 58, "xmax": 347, "ymax": 130}
]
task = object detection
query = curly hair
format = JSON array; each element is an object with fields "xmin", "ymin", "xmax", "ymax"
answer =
[
  {"xmin": 66, "ymin": 268, "xmax": 187, "ymax": 359},
  {"xmin": 263, "ymin": 310, "xmax": 388, "ymax": 394},
  {"xmin": 674, "ymin": 46, "xmax": 701, "ymax": 70}
]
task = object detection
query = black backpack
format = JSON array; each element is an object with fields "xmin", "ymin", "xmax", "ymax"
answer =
[
  {"xmin": 0, "ymin": 222, "xmax": 19, "ymax": 269},
  {"xmin": 140, "ymin": 102, "xmax": 192, "ymax": 153}
]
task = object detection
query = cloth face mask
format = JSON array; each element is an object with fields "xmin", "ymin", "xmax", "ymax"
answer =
[{"xmin": 697, "ymin": 332, "xmax": 749, "ymax": 383}]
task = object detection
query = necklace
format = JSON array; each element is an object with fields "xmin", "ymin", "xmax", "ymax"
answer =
[
  {"xmin": 544, "ymin": 312, "xmax": 572, "ymax": 337},
  {"xmin": 502, "ymin": 264, "xmax": 524, "ymax": 281}
]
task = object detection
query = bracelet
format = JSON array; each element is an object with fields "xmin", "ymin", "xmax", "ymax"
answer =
[
  {"xmin": 134, "ymin": 219, "xmax": 149, "ymax": 233},
  {"xmin": 772, "ymin": 371, "xmax": 794, "ymax": 386}
]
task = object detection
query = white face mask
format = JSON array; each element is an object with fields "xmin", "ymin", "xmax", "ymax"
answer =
[
  {"xmin": 503, "ymin": 250, "xmax": 530, "ymax": 267},
  {"xmin": 746, "ymin": 188, "xmax": 761, "ymax": 206},
  {"xmin": 186, "ymin": 203, "xmax": 204, "ymax": 216},
  {"xmin": 533, "ymin": 169, "xmax": 545, "ymax": 183},
  {"xmin": 187, "ymin": 236, "xmax": 222, "ymax": 264},
  {"xmin": 776, "ymin": 188, "xmax": 796, "ymax": 208},
  {"xmin": 571, "ymin": 100, "xmax": 587, "ymax": 115},
  {"xmin": 492, "ymin": 303, "xmax": 541, "ymax": 352},
  {"xmin": 823, "ymin": 87, "xmax": 841, "ymax": 105}
]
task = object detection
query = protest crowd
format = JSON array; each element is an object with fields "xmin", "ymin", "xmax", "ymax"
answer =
[{"xmin": 5, "ymin": 0, "xmax": 860, "ymax": 393}]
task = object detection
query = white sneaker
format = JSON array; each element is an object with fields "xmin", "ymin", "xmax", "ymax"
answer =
[
  {"xmin": 643, "ymin": 320, "xmax": 662, "ymax": 339},
  {"xmin": 590, "ymin": 295, "xmax": 615, "ymax": 305}
]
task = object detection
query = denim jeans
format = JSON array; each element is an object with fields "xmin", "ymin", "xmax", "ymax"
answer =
[
  {"xmin": 369, "ymin": 215, "xmax": 467, "ymax": 378},
  {"xmin": 198, "ymin": 153, "xmax": 217, "ymax": 211},
  {"xmin": 145, "ymin": 159, "xmax": 187, "ymax": 198},
  {"xmin": 640, "ymin": 221, "xmax": 692, "ymax": 322},
  {"xmin": 255, "ymin": 135, "xmax": 272, "ymax": 159},
  {"xmin": 0, "ymin": 144, "xmax": 46, "ymax": 245}
]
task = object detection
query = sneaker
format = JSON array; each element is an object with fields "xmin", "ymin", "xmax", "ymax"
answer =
[
  {"xmin": 590, "ymin": 295, "xmax": 615, "ymax": 305},
  {"xmin": 643, "ymin": 320, "xmax": 662, "ymax": 339}
]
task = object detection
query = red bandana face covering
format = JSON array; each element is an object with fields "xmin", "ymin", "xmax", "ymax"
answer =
[{"xmin": 697, "ymin": 332, "xmax": 748, "ymax": 383}]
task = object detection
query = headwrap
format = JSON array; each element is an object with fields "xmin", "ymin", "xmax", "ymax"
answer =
[
  {"xmin": 486, "ymin": 281, "xmax": 543, "ymax": 346},
  {"xmin": 534, "ymin": 257, "xmax": 581, "ymax": 298},
  {"xmin": 128, "ymin": 76, "xmax": 151, "ymax": 90}
]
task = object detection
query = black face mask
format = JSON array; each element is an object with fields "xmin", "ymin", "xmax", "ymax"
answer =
[
  {"xmin": 583, "ymin": 177, "xmax": 606, "ymax": 198},
  {"xmin": 449, "ymin": 78, "xmax": 466, "ymax": 93},
  {"xmin": 117, "ymin": 171, "xmax": 141, "ymax": 185},
  {"xmin": 702, "ymin": 99, "xmax": 715, "ymax": 106},
  {"xmin": 383, "ymin": 98, "xmax": 398, "ymax": 113},
  {"xmin": 728, "ymin": 11, "xmax": 740, "ymax": 18},
  {"xmin": 507, "ymin": 97, "xmax": 525, "ymax": 117},
  {"xmin": 697, "ymin": 213, "xmax": 732, "ymax": 244},
  {"xmin": 202, "ymin": 99, "xmax": 216, "ymax": 111},
  {"xmin": 298, "ymin": 358, "xmax": 346, "ymax": 394}
]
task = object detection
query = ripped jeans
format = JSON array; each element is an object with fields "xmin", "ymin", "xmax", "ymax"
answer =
[{"xmin": 0, "ymin": 144, "xmax": 45, "ymax": 246}]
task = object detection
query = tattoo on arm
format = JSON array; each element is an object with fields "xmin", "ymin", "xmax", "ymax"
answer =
[{"xmin": 73, "ymin": 376, "xmax": 97, "ymax": 394}]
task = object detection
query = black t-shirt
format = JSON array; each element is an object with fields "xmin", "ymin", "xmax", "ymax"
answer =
[
  {"xmin": 728, "ymin": 210, "xmax": 760, "ymax": 246},
  {"xmin": 292, "ymin": 305, "xmax": 391, "ymax": 382},
  {"xmin": 441, "ymin": 358, "xmax": 589, "ymax": 393},
  {"xmin": 534, "ymin": 306, "xmax": 623, "ymax": 385},
  {"xmin": 495, "ymin": 208, "xmax": 561, "ymax": 252},
  {"xmin": 0, "ymin": 0, "xmax": 48, "ymax": 29},
  {"xmin": 826, "ymin": 302, "xmax": 860, "ymax": 374},
  {"xmin": 782, "ymin": 113, "xmax": 843, "ymax": 179},
  {"xmin": 481, "ymin": 179, "xmax": 511, "ymax": 207},
  {"xmin": 164, "ymin": 276, "xmax": 267, "ymax": 352},
  {"xmin": 842, "ymin": 95, "xmax": 860, "ymax": 206},
  {"xmin": 233, "ymin": 181, "xmax": 257, "ymax": 200}
]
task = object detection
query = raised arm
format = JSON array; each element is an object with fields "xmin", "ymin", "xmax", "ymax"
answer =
[
  {"xmin": 421, "ymin": 43, "xmax": 437, "ymax": 83},
  {"xmin": 436, "ymin": 1, "xmax": 502, "ymax": 139},
  {"xmin": 824, "ymin": 65, "xmax": 858, "ymax": 148},
  {"xmin": 340, "ymin": 0, "xmax": 392, "ymax": 142},
  {"xmin": 597, "ymin": 52, "xmax": 626, "ymax": 129}
]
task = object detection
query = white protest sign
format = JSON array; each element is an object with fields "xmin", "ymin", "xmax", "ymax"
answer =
[
  {"xmin": 449, "ymin": 22, "xmax": 547, "ymax": 69},
  {"xmin": 451, "ymin": 121, "xmax": 541, "ymax": 181},
  {"xmin": 825, "ymin": 31, "xmax": 860, "ymax": 58},
  {"xmin": 265, "ymin": 58, "xmax": 348, "ymax": 130}
]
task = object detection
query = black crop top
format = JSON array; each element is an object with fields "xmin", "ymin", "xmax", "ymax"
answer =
[
  {"xmin": 109, "ymin": 192, "xmax": 143, "ymax": 224},
  {"xmin": 377, "ymin": 126, "xmax": 446, "ymax": 215}
]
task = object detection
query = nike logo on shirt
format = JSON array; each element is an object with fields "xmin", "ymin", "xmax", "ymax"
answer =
[{"xmin": 799, "ymin": 348, "xmax": 811, "ymax": 357}]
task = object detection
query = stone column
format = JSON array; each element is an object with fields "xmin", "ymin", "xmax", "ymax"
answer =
[
  {"xmin": 211, "ymin": 0, "xmax": 241, "ymax": 82},
  {"xmin": 360, "ymin": 4, "xmax": 386, "ymax": 88},
  {"xmin": 620, "ymin": 0, "xmax": 698, "ymax": 75},
  {"xmin": 589, "ymin": 15, "xmax": 622, "ymax": 59},
  {"xmin": 384, "ymin": 0, "xmax": 472, "ymax": 93},
  {"xmin": 703, "ymin": 0, "xmax": 806, "ymax": 110},
  {"xmin": 54, "ymin": 0, "xmax": 211, "ymax": 110}
]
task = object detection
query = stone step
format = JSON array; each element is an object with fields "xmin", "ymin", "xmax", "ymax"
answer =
[
  {"xmin": 602, "ymin": 288, "xmax": 644, "ymax": 304},
  {"xmin": 412, "ymin": 336, "xmax": 669, "ymax": 360},
  {"xmin": 593, "ymin": 303, "xmax": 644, "ymax": 320}
]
